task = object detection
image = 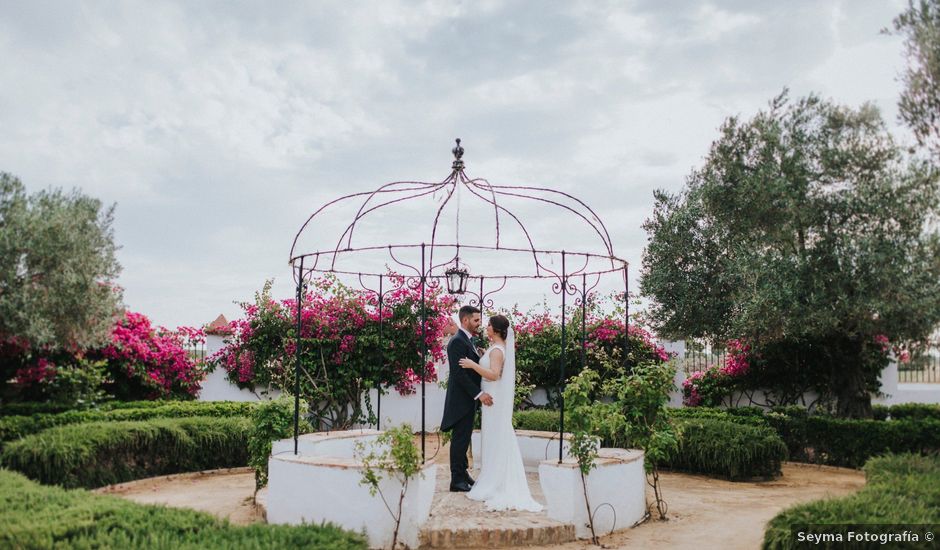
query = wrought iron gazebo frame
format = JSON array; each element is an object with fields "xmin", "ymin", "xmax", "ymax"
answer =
[{"xmin": 288, "ymin": 140, "xmax": 629, "ymax": 463}]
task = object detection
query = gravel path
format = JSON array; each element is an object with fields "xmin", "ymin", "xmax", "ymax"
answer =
[{"xmin": 98, "ymin": 456, "xmax": 864, "ymax": 549}]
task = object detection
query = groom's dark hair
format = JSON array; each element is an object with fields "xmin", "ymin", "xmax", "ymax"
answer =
[{"xmin": 458, "ymin": 305, "xmax": 481, "ymax": 321}]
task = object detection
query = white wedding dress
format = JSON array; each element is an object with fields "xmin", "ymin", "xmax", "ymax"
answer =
[{"xmin": 467, "ymin": 328, "xmax": 543, "ymax": 512}]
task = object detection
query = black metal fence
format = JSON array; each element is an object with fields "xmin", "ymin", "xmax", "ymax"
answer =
[
  {"xmin": 898, "ymin": 351, "xmax": 940, "ymax": 384},
  {"xmin": 185, "ymin": 342, "xmax": 207, "ymax": 363},
  {"xmin": 681, "ymin": 349, "xmax": 728, "ymax": 375}
]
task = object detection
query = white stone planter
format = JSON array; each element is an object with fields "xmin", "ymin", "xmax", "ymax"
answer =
[
  {"xmin": 267, "ymin": 429, "xmax": 436, "ymax": 549},
  {"xmin": 471, "ymin": 429, "xmax": 580, "ymax": 472},
  {"xmin": 538, "ymin": 448, "xmax": 646, "ymax": 539}
]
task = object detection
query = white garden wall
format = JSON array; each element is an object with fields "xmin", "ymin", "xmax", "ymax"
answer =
[
  {"xmin": 267, "ymin": 430, "xmax": 437, "ymax": 549},
  {"xmin": 539, "ymin": 448, "xmax": 646, "ymax": 539},
  {"xmin": 197, "ymin": 334, "xmax": 281, "ymax": 402}
]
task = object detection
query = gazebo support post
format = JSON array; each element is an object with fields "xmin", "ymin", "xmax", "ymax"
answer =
[
  {"xmin": 421, "ymin": 243, "xmax": 427, "ymax": 462},
  {"xmin": 623, "ymin": 265, "xmax": 629, "ymax": 371},
  {"xmin": 558, "ymin": 251, "xmax": 567, "ymax": 463},
  {"xmin": 293, "ymin": 256, "xmax": 304, "ymax": 455},
  {"xmin": 377, "ymin": 274, "xmax": 383, "ymax": 430}
]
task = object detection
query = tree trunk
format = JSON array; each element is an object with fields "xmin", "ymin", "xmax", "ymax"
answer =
[{"xmin": 833, "ymin": 339, "xmax": 873, "ymax": 419}]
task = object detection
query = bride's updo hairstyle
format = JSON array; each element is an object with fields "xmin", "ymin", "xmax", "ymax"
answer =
[{"xmin": 489, "ymin": 315, "xmax": 510, "ymax": 341}]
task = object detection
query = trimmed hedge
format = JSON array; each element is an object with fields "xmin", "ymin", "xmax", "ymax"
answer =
[
  {"xmin": 0, "ymin": 416, "xmax": 251, "ymax": 488},
  {"xmin": 0, "ymin": 401, "xmax": 257, "ymax": 446},
  {"xmin": 0, "ymin": 468, "xmax": 366, "ymax": 549},
  {"xmin": 666, "ymin": 406, "xmax": 769, "ymax": 427},
  {"xmin": 663, "ymin": 418, "xmax": 788, "ymax": 480},
  {"xmin": 0, "ymin": 399, "xmax": 183, "ymax": 417},
  {"xmin": 765, "ymin": 415, "xmax": 940, "ymax": 468},
  {"xmin": 513, "ymin": 409, "xmax": 564, "ymax": 432},
  {"xmin": 674, "ymin": 405, "xmax": 940, "ymax": 468},
  {"xmin": 763, "ymin": 453, "xmax": 940, "ymax": 549},
  {"xmin": 872, "ymin": 403, "xmax": 940, "ymax": 421},
  {"xmin": 512, "ymin": 408, "xmax": 787, "ymax": 479}
]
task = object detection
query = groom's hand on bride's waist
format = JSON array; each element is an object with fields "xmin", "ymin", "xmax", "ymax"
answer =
[{"xmin": 478, "ymin": 392, "xmax": 494, "ymax": 406}]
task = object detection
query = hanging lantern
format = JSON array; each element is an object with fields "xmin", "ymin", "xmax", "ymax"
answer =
[{"xmin": 445, "ymin": 260, "xmax": 470, "ymax": 294}]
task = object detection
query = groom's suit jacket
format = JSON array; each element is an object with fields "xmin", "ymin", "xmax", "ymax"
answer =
[{"xmin": 440, "ymin": 329, "xmax": 482, "ymax": 431}]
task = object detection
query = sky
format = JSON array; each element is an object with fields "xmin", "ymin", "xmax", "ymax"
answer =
[{"xmin": 0, "ymin": 0, "xmax": 913, "ymax": 331}]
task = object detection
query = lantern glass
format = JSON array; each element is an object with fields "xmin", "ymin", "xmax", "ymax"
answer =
[{"xmin": 445, "ymin": 266, "xmax": 469, "ymax": 294}]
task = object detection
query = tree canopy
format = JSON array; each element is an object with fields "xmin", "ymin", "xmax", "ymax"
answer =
[
  {"xmin": 640, "ymin": 92, "xmax": 940, "ymax": 416},
  {"xmin": 892, "ymin": 0, "xmax": 940, "ymax": 158},
  {"xmin": 0, "ymin": 173, "xmax": 122, "ymax": 353}
]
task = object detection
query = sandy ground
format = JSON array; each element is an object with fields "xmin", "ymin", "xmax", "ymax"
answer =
[
  {"xmin": 97, "ymin": 443, "xmax": 865, "ymax": 549},
  {"xmin": 94, "ymin": 467, "xmax": 263, "ymax": 525},
  {"xmin": 552, "ymin": 463, "xmax": 865, "ymax": 550}
]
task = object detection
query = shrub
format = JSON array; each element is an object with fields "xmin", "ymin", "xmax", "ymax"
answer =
[
  {"xmin": 763, "ymin": 453, "xmax": 940, "ymax": 549},
  {"xmin": 12, "ymin": 359, "xmax": 111, "ymax": 409},
  {"xmin": 512, "ymin": 300, "xmax": 673, "ymax": 407},
  {"xmin": 874, "ymin": 403, "xmax": 940, "ymax": 421},
  {"xmin": 665, "ymin": 406, "xmax": 769, "ymax": 427},
  {"xmin": 248, "ymin": 397, "xmax": 311, "ymax": 492},
  {"xmin": 207, "ymin": 277, "xmax": 454, "ymax": 430},
  {"xmin": 0, "ymin": 400, "xmax": 257, "ymax": 446},
  {"xmin": 513, "ymin": 409, "xmax": 561, "ymax": 432},
  {"xmin": 0, "ymin": 469, "xmax": 367, "ymax": 549},
  {"xmin": 663, "ymin": 418, "xmax": 787, "ymax": 480},
  {"xmin": 0, "ymin": 400, "xmax": 175, "ymax": 417},
  {"xmin": 5, "ymin": 312, "xmax": 205, "ymax": 403},
  {"xmin": 0, "ymin": 416, "xmax": 251, "ymax": 488},
  {"xmin": 766, "ymin": 415, "xmax": 940, "ymax": 468}
]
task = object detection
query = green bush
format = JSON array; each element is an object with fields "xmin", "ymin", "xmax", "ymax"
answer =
[
  {"xmin": 0, "ymin": 401, "xmax": 257, "ymax": 446},
  {"xmin": 0, "ymin": 416, "xmax": 251, "ymax": 488},
  {"xmin": 665, "ymin": 406, "xmax": 769, "ymax": 427},
  {"xmin": 0, "ymin": 400, "xmax": 183, "ymax": 416},
  {"xmin": 512, "ymin": 409, "xmax": 561, "ymax": 432},
  {"xmin": 662, "ymin": 418, "xmax": 788, "ymax": 480},
  {"xmin": 875, "ymin": 403, "xmax": 940, "ymax": 421},
  {"xmin": 249, "ymin": 397, "xmax": 311, "ymax": 492},
  {"xmin": 766, "ymin": 415, "xmax": 940, "ymax": 468},
  {"xmin": 0, "ymin": 468, "xmax": 366, "ymax": 549},
  {"xmin": 763, "ymin": 453, "xmax": 940, "ymax": 549},
  {"xmin": 673, "ymin": 405, "xmax": 940, "ymax": 468}
]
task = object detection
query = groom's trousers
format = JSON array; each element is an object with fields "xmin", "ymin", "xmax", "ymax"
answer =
[{"xmin": 449, "ymin": 409, "xmax": 475, "ymax": 483}]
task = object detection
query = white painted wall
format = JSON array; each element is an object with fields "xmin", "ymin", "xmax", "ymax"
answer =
[
  {"xmin": 471, "ymin": 429, "xmax": 578, "ymax": 473},
  {"xmin": 539, "ymin": 448, "xmax": 646, "ymax": 539},
  {"xmin": 266, "ymin": 430, "xmax": 437, "ymax": 549},
  {"xmin": 197, "ymin": 334, "xmax": 281, "ymax": 402}
]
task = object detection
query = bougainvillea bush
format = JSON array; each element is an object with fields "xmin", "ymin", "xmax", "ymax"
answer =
[
  {"xmin": 681, "ymin": 335, "xmax": 899, "ymax": 411},
  {"xmin": 4, "ymin": 311, "xmax": 204, "ymax": 404},
  {"xmin": 510, "ymin": 293, "xmax": 673, "ymax": 407},
  {"xmin": 96, "ymin": 312, "xmax": 204, "ymax": 400},
  {"xmin": 682, "ymin": 339, "xmax": 750, "ymax": 407},
  {"xmin": 206, "ymin": 275, "xmax": 455, "ymax": 430}
]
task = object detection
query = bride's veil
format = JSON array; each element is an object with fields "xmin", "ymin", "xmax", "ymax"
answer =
[{"xmin": 497, "ymin": 326, "xmax": 516, "ymax": 417}]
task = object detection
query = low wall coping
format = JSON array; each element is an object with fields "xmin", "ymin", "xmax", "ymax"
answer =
[
  {"xmin": 473, "ymin": 428, "xmax": 574, "ymax": 440},
  {"xmin": 539, "ymin": 448, "xmax": 644, "ymax": 469},
  {"xmin": 293, "ymin": 429, "xmax": 383, "ymax": 443},
  {"xmin": 271, "ymin": 452, "xmax": 440, "ymax": 470}
]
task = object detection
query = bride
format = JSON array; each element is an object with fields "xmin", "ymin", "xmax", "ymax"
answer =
[{"xmin": 458, "ymin": 314, "xmax": 543, "ymax": 512}]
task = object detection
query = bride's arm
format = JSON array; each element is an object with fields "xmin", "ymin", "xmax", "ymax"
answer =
[{"xmin": 459, "ymin": 350, "xmax": 503, "ymax": 381}]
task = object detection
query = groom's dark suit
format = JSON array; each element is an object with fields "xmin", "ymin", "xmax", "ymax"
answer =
[{"xmin": 441, "ymin": 329, "xmax": 482, "ymax": 486}]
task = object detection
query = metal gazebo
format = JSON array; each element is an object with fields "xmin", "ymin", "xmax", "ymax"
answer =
[{"xmin": 288, "ymin": 139, "xmax": 629, "ymax": 463}]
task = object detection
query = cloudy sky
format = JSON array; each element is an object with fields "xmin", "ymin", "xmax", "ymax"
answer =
[{"xmin": 0, "ymin": 0, "xmax": 912, "ymax": 331}]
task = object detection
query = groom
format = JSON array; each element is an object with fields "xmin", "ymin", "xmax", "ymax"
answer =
[{"xmin": 441, "ymin": 305, "xmax": 494, "ymax": 492}]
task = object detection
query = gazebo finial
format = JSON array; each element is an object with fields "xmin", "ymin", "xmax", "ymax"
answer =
[{"xmin": 451, "ymin": 138, "xmax": 464, "ymax": 171}]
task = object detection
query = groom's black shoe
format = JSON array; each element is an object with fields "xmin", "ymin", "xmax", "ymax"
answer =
[
  {"xmin": 449, "ymin": 481, "xmax": 472, "ymax": 492},
  {"xmin": 467, "ymin": 476, "xmax": 475, "ymax": 486}
]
